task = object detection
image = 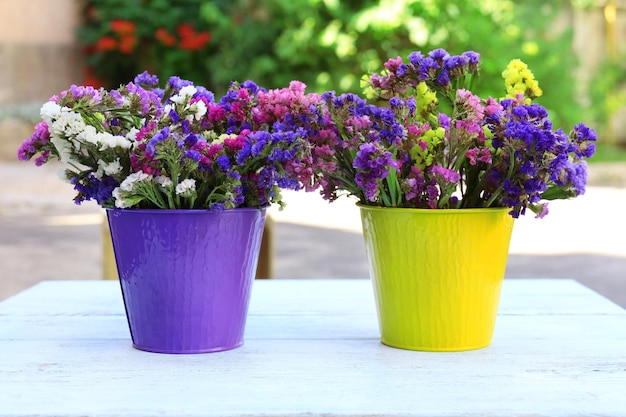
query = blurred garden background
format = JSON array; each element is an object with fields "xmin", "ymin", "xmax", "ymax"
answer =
[
  {"xmin": 3, "ymin": 0, "xmax": 626, "ymax": 157},
  {"xmin": 1, "ymin": 0, "xmax": 626, "ymax": 303}
]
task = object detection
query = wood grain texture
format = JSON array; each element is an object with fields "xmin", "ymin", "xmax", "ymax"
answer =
[{"xmin": 1, "ymin": 279, "xmax": 625, "ymax": 417}]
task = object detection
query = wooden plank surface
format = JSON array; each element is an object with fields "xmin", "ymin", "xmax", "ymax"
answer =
[{"xmin": 0, "ymin": 279, "xmax": 625, "ymax": 417}]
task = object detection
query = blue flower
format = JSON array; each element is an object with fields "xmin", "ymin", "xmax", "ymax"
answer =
[
  {"xmin": 408, "ymin": 51, "xmax": 423, "ymax": 66},
  {"xmin": 134, "ymin": 71, "xmax": 159, "ymax": 87},
  {"xmin": 146, "ymin": 127, "xmax": 170, "ymax": 156},
  {"xmin": 184, "ymin": 150, "xmax": 201, "ymax": 162},
  {"xmin": 167, "ymin": 76, "xmax": 193, "ymax": 91},
  {"xmin": 240, "ymin": 80, "xmax": 260, "ymax": 94},
  {"xmin": 216, "ymin": 154, "xmax": 231, "ymax": 170},
  {"xmin": 462, "ymin": 51, "xmax": 480, "ymax": 66}
]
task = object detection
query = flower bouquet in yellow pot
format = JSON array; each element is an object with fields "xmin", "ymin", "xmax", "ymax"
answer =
[{"xmin": 305, "ymin": 49, "xmax": 596, "ymax": 351}]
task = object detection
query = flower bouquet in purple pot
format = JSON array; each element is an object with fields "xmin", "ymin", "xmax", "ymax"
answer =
[{"xmin": 17, "ymin": 73, "xmax": 321, "ymax": 353}]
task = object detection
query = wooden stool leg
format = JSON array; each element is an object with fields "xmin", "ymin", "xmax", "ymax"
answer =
[
  {"xmin": 255, "ymin": 215, "xmax": 274, "ymax": 279},
  {"xmin": 102, "ymin": 213, "xmax": 118, "ymax": 280}
]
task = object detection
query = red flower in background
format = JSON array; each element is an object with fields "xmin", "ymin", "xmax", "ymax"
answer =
[
  {"xmin": 177, "ymin": 23, "xmax": 211, "ymax": 51},
  {"xmin": 110, "ymin": 19, "xmax": 136, "ymax": 35},
  {"xmin": 82, "ymin": 67, "xmax": 104, "ymax": 88},
  {"xmin": 95, "ymin": 36, "xmax": 117, "ymax": 52},
  {"xmin": 155, "ymin": 28, "xmax": 176, "ymax": 47},
  {"xmin": 118, "ymin": 35, "xmax": 138, "ymax": 54}
]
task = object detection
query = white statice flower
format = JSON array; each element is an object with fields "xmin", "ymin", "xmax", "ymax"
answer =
[
  {"xmin": 112, "ymin": 171, "xmax": 154, "ymax": 208},
  {"xmin": 75, "ymin": 126, "xmax": 132, "ymax": 152},
  {"xmin": 97, "ymin": 158, "xmax": 122, "ymax": 177},
  {"xmin": 49, "ymin": 109, "xmax": 86, "ymax": 139},
  {"xmin": 111, "ymin": 187, "xmax": 129, "ymax": 208},
  {"xmin": 126, "ymin": 127, "xmax": 139, "ymax": 143},
  {"xmin": 175, "ymin": 178, "xmax": 196, "ymax": 197},
  {"xmin": 50, "ymin": 136, "xmax": 74, "ymax": 163},
  {"xmin": 170, "ymin": 85, "xmax": 197, "ymax": 105},
  {"xmin": 76, "ymin": 125, "xmax": 100, "ymax": 145},
  {"xmin": 191, "ymin": 99, "xmax": 207, "ymax": 121},
  {"xmin": 40, "ymin": 102, "xmax": 62, "ymax": 125},
  {"xmin": 97, "ymin": 132, "xmax": 132, "ymax": 151},
  {"xmin": 155, "ymin": 175, "xmax": 174, "ymax": 189},
  {"xmin": 119, "ymin": 170, "xmax": 153, "ymax": 191}
]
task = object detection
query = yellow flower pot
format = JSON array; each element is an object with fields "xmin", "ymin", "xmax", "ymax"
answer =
[{"xmin": 359, "ymin": 205, "xmax": 514, "ymax": 351}]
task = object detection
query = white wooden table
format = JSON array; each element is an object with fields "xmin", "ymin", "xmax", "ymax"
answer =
[{"xmin": 1, "ymin": 279, "xmax": 625, "ymax": 417}]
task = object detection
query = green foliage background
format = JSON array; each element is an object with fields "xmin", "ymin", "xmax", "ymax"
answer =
[{"xmin": 79, "ymin": 0, "xmax": 585, "ymax": 131}]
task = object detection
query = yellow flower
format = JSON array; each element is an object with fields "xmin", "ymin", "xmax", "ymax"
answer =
[
  {"xmin": 410, "ymin": 126, "xmax": 445, "ymax": 170},
  {"xmin": 415, "ymin": 82, "xmax": 438, "ymax": 122},
  {"xmin": 502, "ymin": 59, "xmax": 543, "ymax": 102}
]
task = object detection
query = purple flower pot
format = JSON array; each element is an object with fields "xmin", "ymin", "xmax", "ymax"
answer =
[{"xmin": 106, "ymin": 208, "xmax": 266, "ymax": 354}]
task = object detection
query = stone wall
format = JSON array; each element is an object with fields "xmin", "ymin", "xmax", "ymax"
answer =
[{"xmin": 0, "ymin": 0, "xmax": 83, "ymax": 160}]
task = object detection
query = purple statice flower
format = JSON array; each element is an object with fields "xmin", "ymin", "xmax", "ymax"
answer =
[
  {"xmin": 558, "ymin": 160, "xmax": 588, "ymax": 196},
  {"xmin": 167, "ymin": 76, "xmax": 194, "ymax": 91},
  {"xmin": 193, "ymin": 86, "xmax": 215, "ymax": 103},
  {"xmin": 184, "ymin": 150, "xmax": 201, "ymax": 162},
  {"xmin": 108, "ymin": 89, "xmax": 124, "ymax": 107},
  {"xmin": 169, "ymin": 108, "xmax": 180, "ymax": 123},
  {"xmin": 417, "ymin": 57, "xmax": 439, "ymax": 81},
  {"xmin": 439, "ymin": 113, "xmax": 451, "ymax": 130},
  {"xmin": 405, "ymin": 97, "xmax": 417, "ymax": 115},
  {"xmin": 408, "ymin": 51, "xmax": 424, "ymax": 66},
  {"xmin": 134, "ymin": 71, "xmax": 159, "ymax": 87},
  {"xmin": 232, "ymin": 185, "xmax": 245, "ymax": 207},
  {"xmin": 72, "ymin": 174, "xmax": 119, "ymax": 206},
  {"xmin": 570, "ymin": 123, "xmax": 597, "ymax": 159},
  {"xmin": 124, "ymin": 82, "xmax": 161, "ymax": 115},
  {"xmin": 236, "ymin": 140, "xmax": 252, "ymax": 165},
  {"xmin": 425, "ymin": 181, "xmax": 439, "ymax": 209},
  {"xmin": 321, "ymin": 91, "xmax": 336, "ymax": 102},
  {"xmin": 250, "ymin": 131, "xmax": 270, "ymax": 157},
  {"xmin": 353, "ymin": 142, "xmax": 394, "ymax": 202},
  {"xmin": 215, "ymin": 154, "xmax": 232, "ymax": 171},
  {"xmin": 462, "ymin": 51, "xmax": 480, "ymax": 72},
  {"xmin": 444, "ymin": 55, "xmax": 468, "ymax": 76},
  {"xmin": 522, "ymin": 177, "xmax": 548, "ymax": 202},
  {"xmin": 431, "ymin": 165, "xmax": 460, "ymax": 184},
  {"xmin": 403, "ymin": 166, "xmax": 426, "ymax": 201},
  {"xmin": 240, "ymin": 80, "xmax": 260, "ymax": 94},
  {"xmin": 65, "ymin": 85, "xmax": 104, "ymax": 105},
  {"xmin": 17, "ymin": 121, "xmax": 50, "ymax": 163},
  {"xmin": 520, "ymin": 161, "xmax": 536, "ymax": 176},
  {"xmin": 389, "ymin": 97, "xmax": 403, "ymax": 108},
  {"xmin": 572, "ymin": 162, "xmax": 588, "ymax": 195},
  {"xmin": 428, "ymin": 48, "xmax": 450, "ymax": 63},
  {"xmin": 152, "ymin": 88, "xmax": 165, "ymax": 100},
  {"xmin": 396, "ymin": 63, "xmax": 409, "ymax": 77},
  {"xmin": 146, "ymin": 127, "xmax": 170, "ymax": 156},
  {"xmin": 184, "ymin": 133, "xmax": 200, "ymax": 147},
  {"xmin": 209, "ymin": 202, "xmax": 226, "ymax": 212},
  {"xmin": 501, "ymin": 179, "xmax": 524, "ymax": 218},
  {"xmin": 257, "ymin": 166, "xmax": 278, "ymax": 189}
]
